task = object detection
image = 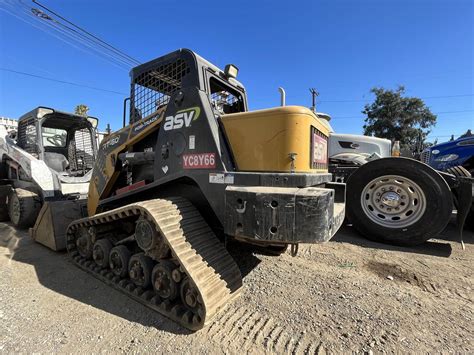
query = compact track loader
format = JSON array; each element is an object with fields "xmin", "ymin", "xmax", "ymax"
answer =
[
  {"xmin": 0, "ymin": 107, "xmax": 98, "ymax": 249},
  {"xmin": 31, "ymin": 49, "xmax": 345, "ymax": 330}
]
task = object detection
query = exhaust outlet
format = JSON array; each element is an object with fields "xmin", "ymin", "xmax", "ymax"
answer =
[{"xmin": 278, "ymin": 87, "xmax": 286, "ymax": 106}]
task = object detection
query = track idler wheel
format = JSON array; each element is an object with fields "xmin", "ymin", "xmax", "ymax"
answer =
[
  {"xmin": 109, "ymin": 245, "xmax": 131, "ymax": 277},
  {"xmin": 180, "ymin": 277, "xmax": 203, "ymax": 314},
  {"xmin": 92, "ymin": 239, "xmax": 113, "ymax": 268},
  {"xmin": 135, "ymin": 217, "xmax": 170, "ymax": 259},
  {"xmin": 128, "ymin": 253, "xmax": 154, "ymax": 288},
  {"xmin": 76, "ymin": 226, "xmax": 93, "ymax": 259},
  {"xmin": 151, "ymin": 260, "xmax": 180, "ymax": 300}
]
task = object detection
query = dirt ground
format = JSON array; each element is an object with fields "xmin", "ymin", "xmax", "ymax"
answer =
[{"xmin": 0, "ymin": 219, "xmax": 473, "ymax": 354}]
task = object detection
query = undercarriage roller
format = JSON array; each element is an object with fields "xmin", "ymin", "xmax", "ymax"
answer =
[
  {"xmin": 92, "ymin": 239, "xmax": 113, "ymax": 268},
  {"xmin": 109, "ymin": 245, "xmax": 131, "ymax": 277},
  {"xmin": 135, "ymin": 216, "xmax": 170, "ymax": 259},
  {"xmin": 151, "ymin": 260, "xmax": 180, "ymax": 300},
  {"xmin": 128, "ymin": 253, "xmax": 154, "ymax": 288},
  {"xmin": 180, "ymin": 277, "xmax": 203, "ymax": 313},
  {"xmin": 76, "ymin": 226, "xmax": 93, "ymax": 259}
]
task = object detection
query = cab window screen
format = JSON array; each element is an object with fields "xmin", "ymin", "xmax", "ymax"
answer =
[
  {"xmin": 209, "ymin": 78, "xmax": 244, "ymax": 114},
  {"xmin": 42, "ymin": 127, "xmax": 67, "ymax": 147}
]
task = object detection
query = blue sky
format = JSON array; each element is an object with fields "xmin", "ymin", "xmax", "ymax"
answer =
[{"xmin": 0, "ymin": 0, "xmax": 472, "ymax": 142}]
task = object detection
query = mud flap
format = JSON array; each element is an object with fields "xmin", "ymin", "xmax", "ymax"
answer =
[
  {"xmin": 30, "ymin": 199, "xmax": 87, "ymax": 251},
  {"xmin": 454, "ymin": 177, "xmax": 473, "ymax": 248}
]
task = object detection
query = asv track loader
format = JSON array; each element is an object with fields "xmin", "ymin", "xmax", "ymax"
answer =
[
  {"xmin": 0, "ymin": 107, "xmax": 98, "ymax": 249},
  {"xmin": 27, "ymin": 49, "xmax": 345, "ymax": 330}
]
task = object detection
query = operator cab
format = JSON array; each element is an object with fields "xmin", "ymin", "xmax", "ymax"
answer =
[
  {"xmin": 16, "ymin": 107, "xmax": 99, "ymax": 177},
  {"xmin": 128, "ymin": 49, "xmax": 248, "ymax": 125}
]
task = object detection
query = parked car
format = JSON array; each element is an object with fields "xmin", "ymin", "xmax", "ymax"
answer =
[
  {"xmin": 421, "ymin": 135, "xmax": 474, "ymax": 174},
  {"xmin": 421, "ymin": 135, "xmax": 474, "ymax": 230}
]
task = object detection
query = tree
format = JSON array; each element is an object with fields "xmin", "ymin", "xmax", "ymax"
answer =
[
  {"xmin": 74, "ymin": 104, "xmax": 89, "ymax": 117},
  {"xmin": 362, "ymin": 86, "xmax": 437, "ymax": 150}
]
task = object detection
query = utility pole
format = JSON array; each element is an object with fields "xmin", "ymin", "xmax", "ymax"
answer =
[{"xmin": 309, "ymin": 88, "xmax": 319, "ymax": 113}]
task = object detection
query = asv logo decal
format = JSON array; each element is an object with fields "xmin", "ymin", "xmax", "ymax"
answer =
[{"xmin": 163, "ymin": 107, "xmax": 200, "ymax": 131}]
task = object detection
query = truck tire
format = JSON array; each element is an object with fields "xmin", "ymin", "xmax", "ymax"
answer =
[
  {"xmin": 346, "ymin": 158, "xmax": 453, "ymax": 246},
  {"xmin": 7, "ymin": 188, "xmax": 42, "ymax": 228}
]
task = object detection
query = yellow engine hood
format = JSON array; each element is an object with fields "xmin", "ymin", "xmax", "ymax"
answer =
[{"xmin": 221, "ymin": 106, "xmax": 329, "ymax": 173}]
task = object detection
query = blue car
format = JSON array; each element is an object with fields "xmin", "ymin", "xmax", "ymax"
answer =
[
  {"xmin": 421, "ymin": 136, "xmax": 474, "ymax": 174},
  {"xmin": 421, "ymin": 135, "xmax": 474, "ymax": 230}
]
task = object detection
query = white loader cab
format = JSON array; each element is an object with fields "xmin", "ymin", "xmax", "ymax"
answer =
[{"xmin": 0, "ymin": 107, "xmax": 98, "ymax": 237}]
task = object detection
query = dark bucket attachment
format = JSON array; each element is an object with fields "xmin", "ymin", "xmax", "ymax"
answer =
[{"xmin": 30, "ymin": 199, "xmax": 87, "ymax": 251}]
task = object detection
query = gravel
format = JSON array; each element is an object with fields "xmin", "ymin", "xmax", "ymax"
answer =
[{"xmin": 0, "ymin": 220, "xmax": 473, "ymax": 353}]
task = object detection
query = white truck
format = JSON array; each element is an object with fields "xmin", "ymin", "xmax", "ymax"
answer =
[{"xmin": 316, "ymin": 111, "xmax": 472, "ymax": 246}]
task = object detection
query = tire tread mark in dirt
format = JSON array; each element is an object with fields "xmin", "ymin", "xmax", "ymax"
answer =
[
  {"xmin": 253, "ymin": 317, "xmax": 274, "ymax": 346},
  {"xmin": 270, "ymin": 326, "xmax": 287, "ymax": 352},
  {"xmin": 283, "ymin": 333, "xmax": 297, "ymax": 354},
  {"xmin": 263, "ymin": 324, "xmax": 283, "ymax": 350},
  {"xmin": 290, "ymin": 332, "xmax": 307, "ymax": 355},
  {"xmin": 210, "ymin": 307, "xmax": 250, "ymax": 342},
  {"xmin": 219, "ymin": 309, "xmax": 256, "ymax": 345},
  {"xmin": 205, "ymin": 305, "xmax": 239, "ymax": 337},
  {"xmin": 303, "ymin": 341, "xmax": 317, "ymax": 355},
  {"xmin": 207, "ymin": 307, "xmax": 244, "ymax": 338},
  {"xmin": 241, "ymin": 314, "xmax": 267, "ymax": 350}
]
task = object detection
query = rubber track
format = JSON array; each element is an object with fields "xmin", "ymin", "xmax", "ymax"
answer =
[{"xmin": 66, "ymin": 197, "xmax": 243, "ymax": 331}]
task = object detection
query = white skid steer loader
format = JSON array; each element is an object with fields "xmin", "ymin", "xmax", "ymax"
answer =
[{"xmin": 0, "ymin": 107, "xmax": 98, "ymax": 250}]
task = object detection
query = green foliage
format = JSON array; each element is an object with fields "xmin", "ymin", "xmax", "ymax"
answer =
[
  {"xmin": 362, "ymin": 86, "xmax": 437, "ymax": 150},
  {"xmin": 74, "ymin": 104, "xmax": 89, "ymax": 117}
]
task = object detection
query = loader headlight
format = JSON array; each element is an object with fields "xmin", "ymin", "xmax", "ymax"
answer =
[
  {"xmin": 87, "ymin": 117, "xmax": 99, "ymax": 128},
  {"xmin": 224, "ymin": 64, "xmax": 239, "ymax": 79},
  {"xmin": 435, "ymin": 154, "xmax": 459, "ymax": 162}
]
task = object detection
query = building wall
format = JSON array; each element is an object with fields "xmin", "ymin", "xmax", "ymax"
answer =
[{"xmin": 0, "ymin": 117, "xmax": 18, "ymax": 131}]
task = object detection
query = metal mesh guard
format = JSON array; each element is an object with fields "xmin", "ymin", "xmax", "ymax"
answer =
[
  {"xmin": 131, "ymin": 58, "xmax": 190, "ymax": 121},
  {"xmin": 70, "ymin": 129, "xmax": 95, "ymax": 171},
  {"xmin": 17, "ymin": 118, "xmax": 38, "ymax": 154}
]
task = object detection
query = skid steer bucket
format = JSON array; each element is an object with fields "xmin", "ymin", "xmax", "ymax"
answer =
[{"xmin": 30, "ymin": 199, "xmax": 87, "ymax": 251}]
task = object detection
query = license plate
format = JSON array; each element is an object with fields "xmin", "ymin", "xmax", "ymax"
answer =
[{"xmin": 183, "ymin": 153, "xmax": 216, "ymax": 169}]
